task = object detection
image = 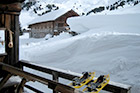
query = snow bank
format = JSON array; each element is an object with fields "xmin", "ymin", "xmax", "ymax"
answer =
[
  {"xmin": 20, "ymin": 33, "xmax": 30, "ymax": 39},
  {"xmin": 20, "ymin": 32, "xmax": 140, "ymax": 93},
  {"xmin": 67, "ymin": 13, "xmax": 140, "ymax": 33},
  {"xmin": 20, "ymin": 7, "xmax": 140, "ymax": 92}
]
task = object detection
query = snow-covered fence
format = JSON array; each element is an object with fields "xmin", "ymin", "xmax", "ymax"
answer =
[
  {"xmin": 19, "ymin": 60, "xmax": 131, "ymax": 93},
  {"xmin": 0, "ymin": 62, "xmax": 83, "ymax": 93},
  {"xmin": 0, "ymin": 59, "xmax": 131, "ymax": 93}
]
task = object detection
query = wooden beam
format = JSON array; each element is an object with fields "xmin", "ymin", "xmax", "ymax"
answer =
[
  {"xmin": 0, "ymin": 53, "xmax": 7, "ymax": 57},
  {"xmin": 0, "ymin": 53, "xmax": 7, "ymax": 62},
  {"xmin": 19, "ymin": 60, "xmax": 77, "ymax": 80},
  {"xmin": 0, "ymin": 2, "xmax": 21, "ymax": 66},
  {"xmin": 0, "ymin": 74, "xmax": 12, "ymax": 90},
  {"xmin": 16, "ymin": 78, "xmax": 27, "ymax": 93},
  {"xmin": 3, "ymin": 14, "xmax": 20, "ymax": 66},
  {"xmin": 0, "ymin": 0, "xmax": 25, "ymax": 4},
  {"xmin": 52, "ymin": 71, "xmax": 59, "ymax": 93},
  {"xmin": 19, "ymin": 60, "xmax": 131, "ymax": 93},
  {"xmin": 0, "ymin": 62, "xmax": 83, "ymax": 93},
  {"xmin": 0, "ymin": 3, "xmax": 22, "ymax": 12},
  {"xmin": 25, "ymin": 85, "xmax": 43, "ymax": 93}
]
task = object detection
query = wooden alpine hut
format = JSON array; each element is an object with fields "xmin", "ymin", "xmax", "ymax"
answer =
[{"xmin": 28, "ymin": 9, "xmax": 79, "ymax": 38}]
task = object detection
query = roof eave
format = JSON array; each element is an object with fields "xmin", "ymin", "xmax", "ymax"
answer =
[
  {"xmin": 0, "ymin": 0, "xmax": 25, "ymax": 4},
  {"xmin": 29, "ymin": 20, "xmax": 55, "ymax": 27}
]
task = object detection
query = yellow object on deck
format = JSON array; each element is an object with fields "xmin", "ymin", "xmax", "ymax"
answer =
[
  {"xmin": 70, "ymin": 72, "xmax": 95, "ymax": 88},
  {"xmin": 83, "ymin": 74, "xmax": 110, "ymax": 93}
]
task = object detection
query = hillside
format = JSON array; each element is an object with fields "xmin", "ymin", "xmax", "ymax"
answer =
[{"xmin": 20, "ymin": 0, "xmax": 140, "ymax": 29}]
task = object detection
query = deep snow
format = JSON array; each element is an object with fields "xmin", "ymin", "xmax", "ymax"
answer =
[
  {"xmin": 0, "ymin": 1, "xmax": 140, "ymax": 93},
  {"xmin": 20, "ymin": 32, "xmax": 140, "ymax": 93},
  {"xmin": 19, "ymin": 4, "xmax": 140, "ymax": 92},
  {"xmin": 19, "ymin": 11, "xmax": 140, "ymax": 92}
]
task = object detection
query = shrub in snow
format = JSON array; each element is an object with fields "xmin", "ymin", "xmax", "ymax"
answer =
[
  {"xmin": 69, "ymin": 31, "xmax": 79, "ymax": 36},
  {"xmin": 86, "ymin": 6, "xmax": 105, "ymax": 15},
  {"xmin": 22, "ymin": 0, "xmax": 59, "ymax": 16},
  {"xmin": 134, "ymin": 1, "xmax": 139, "ymax": 6},
  {"xmin": 106, "ymin": 6, "xmax": 110, "ymax": 10},
  {"xmin": 127, "ymin": 0, "xmax": 134, "ymax": 2},
  {"xmin": 119, "ymin": 1, "xmax": 126, "ymax": 7},
  {"xmin": 22, "ymin": 1, "xmax": 36, "ymax": 10},
  {"xmin": 110, "ymin": 5, "xmax": 116, "ymax": 10}
]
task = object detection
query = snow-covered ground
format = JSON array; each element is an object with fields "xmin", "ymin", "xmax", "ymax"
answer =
[
  {"xmin": 20, "ymin": 10, "xmax": 140, "ymax": 93},
  {"xmin": 0, "ymin": 1, "xmax": 139, "ymax": 93}
]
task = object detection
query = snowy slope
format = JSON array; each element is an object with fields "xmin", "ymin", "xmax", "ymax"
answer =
[
  {"xmin": 20, "ymin": 11, "xmax": 140, "ymax": 92},
  {"xmin": 20, "ymin": 33, "xmax": 140, "ymax": 93},
  {"xmin": 20, "ymin": 0, "xmax": 120, "ymax": 29},
  {"xmin": 102, "ymin": 3, "xmax": 140, "ymax": 15},
  {"xmin": 67, "ymin": 13, "xmax": 140, "ymax": 33},
  {"xmin": 18, "ymin": 0, "xmax": 140, "ymax": 93}
]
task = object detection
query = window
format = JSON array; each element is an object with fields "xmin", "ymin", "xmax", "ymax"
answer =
[
  {"xmin": 58, "ymin": 23, "xmax": 64, "ymax": 27},
  {"xmin": 0, "ymin": 29, "xmax": 5, "ymax": 53}
]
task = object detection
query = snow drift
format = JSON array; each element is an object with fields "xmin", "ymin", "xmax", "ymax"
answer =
[
  {"xmin": 67, "ymin": 13, "xmax": 140, "ymax": 34},
  {"xmin": 19, "ymin": 3, "xmax": 140, "ymax": 93},
  {"xmin": 20, "ymin": 32, "xmax": 140, "ymax": 93}
]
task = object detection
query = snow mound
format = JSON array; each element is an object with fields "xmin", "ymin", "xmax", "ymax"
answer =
[
  {"xmin": 20, "ymin": 32, "xmax": 140, "ymax": 93},
  {"xmin": 67, "ymin": 13, "xmax": 140, "ymax": 33}
]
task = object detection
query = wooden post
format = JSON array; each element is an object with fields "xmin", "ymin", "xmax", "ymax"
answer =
[
  {"xmin": 0, "ymin": 73, "xmax": 12, "ymax": 90},
  {"xmin": 16, "ymin": 78, "xmax": 27, "ymax": 93},
  {"xmin": 0, "ymin": 3, "xmax": 22, "ymax": 66},
  {"xmin": 52, "ymin": 71, "xmax": 59, "ymax": 93},
  {"xmin": 0, "ymin": 62, "xmax": 84, "ymax": 93}
]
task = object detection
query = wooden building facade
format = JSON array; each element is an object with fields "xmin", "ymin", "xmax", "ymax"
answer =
[{"xmin": 29, "ymin": 9, "xmax": 79, "ymax": 38}]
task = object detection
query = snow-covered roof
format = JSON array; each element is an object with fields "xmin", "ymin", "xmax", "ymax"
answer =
[{"xmin": 29, "ymin": 9, "xmax": 71, "ymax": 25}]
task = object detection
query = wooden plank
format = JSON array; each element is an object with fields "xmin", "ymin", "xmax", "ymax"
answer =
[
  {"xmin": 13, "ymin": 15, "xmax": 19, "ymax": 65},
  {"xmin": 52, "ymin": 71, "xmax": 59, "ymax": 93},
  {"xmin": 0, "ymin": 62, "xmax": 83, "ymax": 93},
  {"xmin": 25, "ymin": 85, "xmax": 43, "ymax": 93},
  {"xmin": 0, "ymin": 28, "xmax": 6, "ymax": 30},
  {"xmin": 0, "ymin": 14, "xmax": 2, "ymax": 27},
  {"xmin": 16, "ymin": 78, "xmax": 27, "ymax": 93},
  {"xmin": 0, "ymin": 53, "xmax": 7, "ymax": 57},
  {"xmin": 0, "ymin": 74, "xmax": 12, "ymax": 90},
  {"xmin": 0, "ymin": 3, "xmax": 21, "ymax": 66},
  {"xmin": 19, "ymin": 60, "xmax": 131, "ymax": 93},
  {"xmin": 0, "ymin": 14, "xmax": 5, "ymax": 27},
  {"xmin": 0, "ymin": 3, "xmax": 22, "ymax": 12},
  {"xmin": 0, "ymin": 0, "xmax": 25, "ymax": 4},
  {"xmin": 0, "ymin": 56, "xmax": 6, "ymax": 62},
  {"xmin": 4, "ymin": 14, "xmax": 20, "ymax": 66},
  {"xmin": 0, "ymin": 11, "xmax": 20, "ymax": 15},
  {"xmin": 5, "ymin": 14, "xmax": 11, "ymax": 28},
  {"xmin": 104, "ymin": 81, "xmax": 131, "ymax": 93},
  {"xmin": 19, "ymin": 60, "xmax": 76, "ymax": 80}
]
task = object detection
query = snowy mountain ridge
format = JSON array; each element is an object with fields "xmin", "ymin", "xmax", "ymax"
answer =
[
  {"xmin": 20, "ymin": 0, "xmax": 140, "ymax": 29},
  {"xmin": 22, "ymin": 0, "xmax": 140, "ymax": 16}
]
